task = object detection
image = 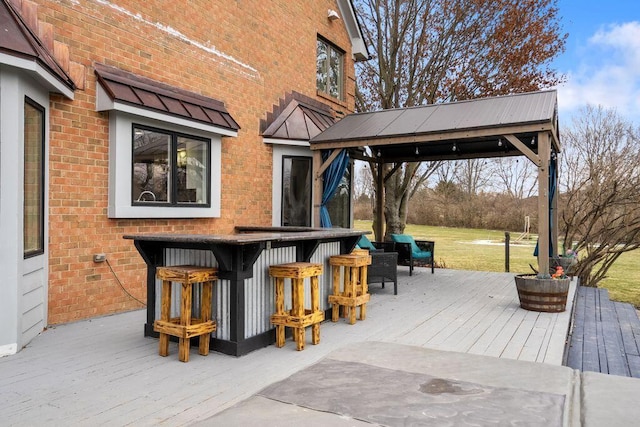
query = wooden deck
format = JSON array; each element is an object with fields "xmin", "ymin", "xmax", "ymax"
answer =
[
  {"xmin": 565, "ymin": 286, "xmax": 640, "ymax": 377},
  {"xmin": 0, "ymin": 268, "xmax": 576, "ymax": 426}
]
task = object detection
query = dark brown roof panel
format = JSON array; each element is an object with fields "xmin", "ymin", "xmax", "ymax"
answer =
[
  {"xmin": 108, "ymin": 81, "xmax": 140, "ymax": 104},
  {"xmin": 157, "ymin": 95, "xmax": 190, "ymax": 117},
  {"xmin": 94, "ymin": 63, "xmax": 239, "ymax": 132},
  {"xmin": 183, "ymin": 102, "xmax": 210, "ymax": 123},
  {"xmin": 133, "ymin": 88, "xmax": 166, "ymax": 110},
  {"xmin": 204, "ymin": 108, "xmax": 239, "ymax": 130}
]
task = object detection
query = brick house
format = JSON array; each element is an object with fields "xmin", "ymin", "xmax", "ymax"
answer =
[{"xmin": 0, "ymin": 0, "xmax": 367, "ymax": 356}]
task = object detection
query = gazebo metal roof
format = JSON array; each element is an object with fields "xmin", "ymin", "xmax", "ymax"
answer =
[{"xmin": 311, "ymin": 90, "xmax": 559, "ymax": 162}]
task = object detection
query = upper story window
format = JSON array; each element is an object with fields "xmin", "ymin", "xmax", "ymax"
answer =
[
  {"xmin": 132, "ymin": 126, "xmax": 210, "ymax": 206},
  {"xmin": 316, "ymin": 37, "xmax": 344, "ymax": 100}
]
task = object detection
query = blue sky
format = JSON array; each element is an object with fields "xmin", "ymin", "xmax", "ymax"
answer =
[{"xmin": 553, "ymin": 0, "xmax": 640, "ymax": 125}]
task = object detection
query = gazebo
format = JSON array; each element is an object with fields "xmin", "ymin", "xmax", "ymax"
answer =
[{"xmin": 310, "ymin": 90, "xmax": 561, "ymax": 274}]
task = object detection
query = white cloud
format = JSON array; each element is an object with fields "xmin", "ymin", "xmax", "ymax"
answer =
[{"xmin": 555, "ymin": 22, "xmax": 640, "ymax": 125}]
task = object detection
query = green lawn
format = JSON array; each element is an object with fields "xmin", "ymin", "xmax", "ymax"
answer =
[{"xmin": 354, "ymin": 220, "xmax": 640, "ymax": 308}]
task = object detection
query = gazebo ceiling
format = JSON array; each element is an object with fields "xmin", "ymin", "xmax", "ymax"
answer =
[{"xmin": 310, "ymin": 90, "xmax": 559, "ymax": 163}]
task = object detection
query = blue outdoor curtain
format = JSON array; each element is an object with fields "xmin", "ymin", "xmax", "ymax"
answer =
[
  {"xmin": 534, "ymin": 156, "xmax": 557, "ymax": 257},
  {"xmin": 320, "ymin": 149, "xmax": 350, "ymax": 228}
]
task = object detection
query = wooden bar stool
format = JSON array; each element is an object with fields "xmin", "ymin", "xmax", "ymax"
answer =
[
  {"xmin": 269, "ymin": 262, "xmax": 324, "ymax": 351},
  {"xmin": 328, "ymin": 253, "xmax": 371, "ymax": 325},
  {"xmin": 153, "ymin": 265, "xmax": 217, "ymax": 362}
]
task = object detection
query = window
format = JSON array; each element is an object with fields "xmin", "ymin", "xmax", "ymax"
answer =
[
  {"xmin": 132, "ymin": 126, "xmax": 210, "ymax": 206},
  {"xmin": 281, "ymin": 156, "xmax": 311, "ymax": 226},
  {"xmin": 24, "ymin": 98, "xmax": 45, "ymax": 258},
  {"xmin": 326, "ymin": 162, "xmax": 351, "ymax": 228},
  {"xmin": 316, "ymin": 37, "xmax": 344, "ymax": 100},
  {"xmin": 105, "ymin": 111, "xmax": 224, "ymax": 219}
]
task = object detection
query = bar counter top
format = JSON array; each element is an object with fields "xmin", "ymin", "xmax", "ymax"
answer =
[{"xmin": 124, "ymin": 226, "xmax": 366, "ymax": 245}]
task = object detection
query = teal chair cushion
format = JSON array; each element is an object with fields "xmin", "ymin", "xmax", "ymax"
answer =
[
  {"xmin": 357, "ymin": 235, "xmax": 377, "ymax": 251},
  {"xmin": 391, "ymin": 234, "xmax": 431, "ymax": 258}
]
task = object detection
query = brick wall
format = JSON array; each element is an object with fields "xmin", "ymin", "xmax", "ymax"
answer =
[{"xmin": 24, "ymin": 0, "xmax": 356, "ymax": 324}]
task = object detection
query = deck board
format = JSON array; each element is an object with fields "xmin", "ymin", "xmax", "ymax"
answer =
[
  {"xmin": 564, "ymin": 285, "xmax": 640, "ymax": 378},
  {"xmin": 600, "ymin": 292, "xmax": 629, "ymax": 376},
  {"xmin": 0, "ymin": 268, "xmax": 577, "ymax": 426},
  {"xmin": 565, "ymin": 285, "xmax": 585, "ymax": 369}
]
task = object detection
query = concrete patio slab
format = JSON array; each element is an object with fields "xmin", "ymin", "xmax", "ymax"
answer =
[
  {"xmin": 202, "ymin": 341, "xmax": 578, "ymax": 426},
  {"xmin": 581, "ymin": 371, "xmax": 640, "ymax": 427}
]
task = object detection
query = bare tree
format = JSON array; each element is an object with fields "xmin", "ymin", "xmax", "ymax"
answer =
[
  {"xmin": 372, "ymin": 160, "xmax": 440, "ymax": 238},
  {"xmin": 560, "ymin": 106, "xmax": 640, "ymax": 287},
  {"xmin": 354, "ymin": 0, "xmax": 566, "ymax": 238},
  {"xmin": 454, "ymin": 159, "xmax": 492, "ymax": 196},
  {"xmin": 354, "ymin": 162, "xmax": 375, "ymax": 198},
  {"xmin": 493, "ymin": 157, "xmax": 537, "ymax": 199}
]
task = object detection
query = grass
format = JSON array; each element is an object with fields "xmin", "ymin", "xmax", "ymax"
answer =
[{"xmin": 354, "ymin": 220, "xmax": 640, "ymax": 308}]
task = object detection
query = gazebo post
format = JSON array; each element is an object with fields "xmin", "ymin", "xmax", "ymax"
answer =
[
  {"xmin": 537, "ymin": 131, "xmax": 551, "ymax": 276},
  {"xmin": 312, "ymin": 150, "xmax": 323, "ymax": 227},
  {"xmin": 551, "ymin": 152, "xmax": 559, "ymax": 257},
  {"xmin": 374, "ymin": 161, "xmax": 385, "ymax": 241}
]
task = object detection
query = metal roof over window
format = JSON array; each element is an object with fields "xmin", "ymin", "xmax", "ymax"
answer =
[
  {"xmin": 94, "ymin": 63, "xmax": 239, "ymax": 133},
  {"xmin": 261, "ymin": 91, "xmax": 335, "ymax": 143},
  {"xmin": 0, "ymin": 0, "xmax": 75, "ymax": 96}
]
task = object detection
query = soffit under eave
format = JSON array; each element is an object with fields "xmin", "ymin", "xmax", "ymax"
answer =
[{"xmin": 336, "ymin": 0, "xmax": 369, "ymax": 61}]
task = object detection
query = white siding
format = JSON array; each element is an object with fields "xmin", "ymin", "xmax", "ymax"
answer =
[{"xmin": 0, "ymin": 65, "xmax": 50, "ymax": 355}]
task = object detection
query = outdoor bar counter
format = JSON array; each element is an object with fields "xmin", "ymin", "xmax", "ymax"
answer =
[{"xmin": 124, "ymin": 226, "xmax": 365, "ymax": 356}]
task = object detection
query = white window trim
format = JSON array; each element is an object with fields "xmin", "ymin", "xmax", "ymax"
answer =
[
  {"xmin": 317, "ymin": 38, "xmax": 345, "ymax": 100},
  {"xmin": 263, "ymin": 137, "xmax": 310, "ymax": 147},
  {"xmin": 107, "ymin": 111, "xmax": 223, "ymax": 218}
]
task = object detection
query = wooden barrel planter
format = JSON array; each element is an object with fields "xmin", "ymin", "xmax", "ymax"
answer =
[{"xmin": 514, "ymin": 274, "xmax": 570, "ymax": 312}]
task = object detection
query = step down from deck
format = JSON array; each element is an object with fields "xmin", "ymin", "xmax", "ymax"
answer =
[{"xmin": 565, "ymin": 286, "xmax": 640, "ymax": 378}]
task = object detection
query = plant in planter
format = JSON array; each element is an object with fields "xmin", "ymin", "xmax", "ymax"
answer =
[
  {"xmin": 550, "ymin": 247, "xmax": 578, "ymax": 276},
  {"xmin": 514, "ymin": 266, "xmax": 571, "ymax": 312}
]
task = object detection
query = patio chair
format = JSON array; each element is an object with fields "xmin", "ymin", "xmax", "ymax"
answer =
[
  {"xmin": 390, "ymin": 234, "xmax": 435, "ymax": 276},
  {"xmin": 356, "ymin": 235, "xmax": 394, "ymax": 252},
  {"xmin": 356, "ymin": 235, "xmax": 398, "ymax": 294},
  {"xmin": 368, "ymin": 251, "xmax": 398, "ymax": 294}
]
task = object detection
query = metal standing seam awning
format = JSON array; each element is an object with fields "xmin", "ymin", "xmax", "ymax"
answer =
[{"xmin": 309, "ymin": 89, "xmax": 561, "ymax": 274}]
